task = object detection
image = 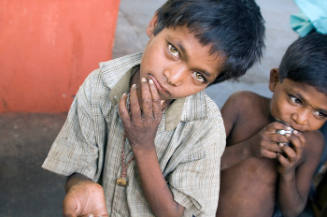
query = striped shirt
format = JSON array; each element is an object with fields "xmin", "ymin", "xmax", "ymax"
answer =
[{"xmin": 42, "ymin": 52, "xmax": 226, "ymax": 217}]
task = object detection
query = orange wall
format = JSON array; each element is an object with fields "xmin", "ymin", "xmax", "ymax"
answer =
[{"xmin": 0, "ymin": 0, "xmax": 120, "ymax": 113}]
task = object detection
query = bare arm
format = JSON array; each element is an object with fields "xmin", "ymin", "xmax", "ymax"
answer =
[
  {"xmin": 221, "ymin": 138, "xmax": 253, "ymax": 170},
  {"xmin": 221, "ymin": 93, "xmax": 286, "ymax": 170},
  {"xmin": 119, "ymin": 78, "xmax": 184, "ymax": 217},
  {"xmin": 221, "ymin": 93, "xmax": 251, "ymax": 170},
  {"xmin": 133, "ymin": 147, "xmax": 185, "ymax": 217},
  {"xmin": 277, "ymin": 131, "xmax": 324, "ymax": 217}
]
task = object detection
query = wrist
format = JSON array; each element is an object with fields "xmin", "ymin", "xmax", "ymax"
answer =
[
  {"xmin": 279, "ymin": 169, "xmax": 296, "ymax": 182},
  {"xmin": 132, "ymin": 142, "xmax": 156, "ymax": 155},
  {"xmin": 133, "ymin": 145, "xmax": 158, "ymax": 164},
  {"xmin": 65, "ymin": 173, "xmax": 96, "ymax": 193}
]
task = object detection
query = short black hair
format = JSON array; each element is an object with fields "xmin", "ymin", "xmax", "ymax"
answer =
[
  {"xmin": 154, "ymin": 0, "xmax": 265, "ymax": 84},
  {"xmin": 279, "ymin": 33, "xmax": 327, "ymax": 94}
]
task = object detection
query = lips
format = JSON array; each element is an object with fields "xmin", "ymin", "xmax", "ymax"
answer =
[
  {"xmin": 148, "ymin": 74, "xmax": 171, "ymax": 98},
  {"xmin": 275, "ymin": 118, "xmax": 304, "ymax": 132}
]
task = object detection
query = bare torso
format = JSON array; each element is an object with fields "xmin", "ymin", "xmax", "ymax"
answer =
[
  {"xmin": 218, "ymin": 157, "xmax": 277, "ymax": 217},
  {"xmin": 217, "ymin": 91, "xmax": 324, "ymax": 217},
  {"xmin": 217, "ymin": 92, "xmax": 278, "ymax": 217}
]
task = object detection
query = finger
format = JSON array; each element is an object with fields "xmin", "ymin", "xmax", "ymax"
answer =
[
  {"xmin": 281, "ymin": 146, "xmax": 297, "ymax": 161},
  {"xmin": 277, "ymin": 153, "xmax": 290, "ymax": 167},
  {"xmin": 263, "ymin": 142, "xmax": 282, "ymax": 153},
  {"xmin": 148, "ymin": 79, "xmax": 162, "ymax": 121},
  {"xmin": 129, "ymin": 84, "xmax": 142, "ymax": 123},
  {"xmin": 289, "ymin": 133, "xmax": 304, "ymax": 156},
  {"xmin": 141, "ymin": 77, "xmax": 153, "ymax": 119},
  {"xmin": 293, "ymin": 130, "xmax": 306, "ymax": 145},
  {"xmin": 267, "ymin": 122, "xmax": 292, "ymax": 134},
  {"xmin": 261, "ymin": 149, "xmax": 279, "ymax": 159},
  {"xmin": 270, "ymin": 133, "xmax": 289, "ymax": 144},
  {"xmin": 119, "ymin": 93, "xmax": 131, "ymax": 127},
  {"xmin": 63, "ymin": 195, "xmax": 78, "ymax": 217}
]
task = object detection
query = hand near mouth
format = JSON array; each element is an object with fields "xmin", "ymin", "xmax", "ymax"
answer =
[
  {"xmin": 276, "ymin": 130, "xmax": 305, "ymax": 175},
  {"xmin": 119, "ymin": 77, "xmax": 165, "ymax": 152}
]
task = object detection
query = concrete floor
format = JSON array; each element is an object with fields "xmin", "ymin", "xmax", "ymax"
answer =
[{"xmin": 0, "ymin": 0, "xmax": 302, "ymax": 216}]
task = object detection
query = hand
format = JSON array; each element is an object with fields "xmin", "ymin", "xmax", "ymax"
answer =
[
  {"xmin": 63, "ymin": 180, "xmax": 109, "ymax": 217},
  {"xmin": 119, "ymin": 77, "xmax": 164, "ymax": 152},
  {"xmin": 248, "ymin": 122, "xmax": 291, "ymax": 159},
  {"xmin": 277, "ymin": 130, "xmax": 305, "ymax": 175}
]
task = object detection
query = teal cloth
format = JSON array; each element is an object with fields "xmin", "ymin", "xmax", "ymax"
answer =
[{"xmin": 290, "ymin": 0, "xmax": 327, "ymax": 36}]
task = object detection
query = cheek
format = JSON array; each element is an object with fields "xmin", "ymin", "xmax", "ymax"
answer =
[
  {"xmin": 142, "ymin": 48, "xmax": 165, "ymax": 73},
  {"xmin": 270, "ymin": 97, "xmax": 290, "ymax": 119},
  {"xmin": 176, "ymin": 84, "xmax": 206, "ymax": 97},
  {"xmin": 308, "ymin": 119, "xmax": 326, "ymax": 131}
]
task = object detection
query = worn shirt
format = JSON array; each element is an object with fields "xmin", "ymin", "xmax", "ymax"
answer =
[{"xmin": 42, "ymin": 52, "xmax": 226, "ymax": 217}]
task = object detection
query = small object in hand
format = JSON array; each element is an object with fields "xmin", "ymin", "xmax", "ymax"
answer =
[
  {"xmin": 276, "ymin": 128, "xmax": 294, "ymax": 135},
  {"xmin": 116, "ymin": 177, "xmax": 127, "ymax": 186},
  {"xmin": 276, "ymin": 127, "xmax": 294, "ymax": 147},
  {"xmin": 278, "ymin": 142, "xmax": 287, "ymax": 147}
]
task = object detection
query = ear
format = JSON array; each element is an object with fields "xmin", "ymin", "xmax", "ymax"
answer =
[
  {"xmin": 269, "ymin": 68, "xmax": 280, "ymax": 92},
  {"xmin": 146, "ymin": 13, "xmax": 158, "ymax": 38}
]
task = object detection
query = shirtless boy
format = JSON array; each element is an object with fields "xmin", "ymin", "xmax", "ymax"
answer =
[{"xmin": 217, "ymin": 33, "xmax": 327, "ymax": 217}]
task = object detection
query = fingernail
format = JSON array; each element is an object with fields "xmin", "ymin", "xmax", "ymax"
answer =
[
  {"xmin": 122, "ymin": 93, "xmax": 127, "ymax": 97},
  {"xmin": 141, "ymin": 77, "xmax": 147, "ymax": 83},
  {"xmin": 161, "ymin": 100, "xmax": 165, "ymax": 105},
  {"xmin": 287, "ymin": 126, "xmax": 292, "ymax": 130},
  {"xmin": 293, "ymin": 130, "xmax": 298, "ymax": 134},
  {"xmin": 132, "ymin": 84, "xmax": 137, "ymax": 89},
  {"xmin": 88, "ymin": 214, "xmax": 94, "ymax": 217},
  {"xmin": 149, "ymin": 79, "xmax": 154, "ymax": 84}
]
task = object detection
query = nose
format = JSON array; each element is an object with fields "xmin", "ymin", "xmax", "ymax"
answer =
[
  {"xmin": 292, "ymin": 109, "xmax": 310, "ymax": 126},
  {"xmin": 163, "ymin": 64, "xmax": 187, "ymax": 86}
]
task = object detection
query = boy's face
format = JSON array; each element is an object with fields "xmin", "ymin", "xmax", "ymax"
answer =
[
  {"xmin": 269, "ymin": 69, "xmax": 327, "ymax": 132},
  {"xmin": 139, "ymin": 15, "xmax": 225, "ymax": 100}
]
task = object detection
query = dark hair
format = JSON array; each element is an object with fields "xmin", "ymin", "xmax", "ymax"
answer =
[
  {"xmin": 279, "ymin": 33, "xmax": 327, "ymax": 94},
  {"xmin": 154, "ymin": 0, "xmax": 265, "ymax": 84}
]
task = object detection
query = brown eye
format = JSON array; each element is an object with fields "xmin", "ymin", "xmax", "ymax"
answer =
[
  {"xmin": 168, "ymin": 43, "xmax": 179, "ymax": 58},
  {"xmin": 313, "ymin": 110, "xmax": 327, "ymax": 119},
  {"xmin": 192, "ymin": 71, "xmax": 205, "ymax": 83},
  {"xmin": 289, "ymin": 95, "xmax": 302, "ymax": 105}
]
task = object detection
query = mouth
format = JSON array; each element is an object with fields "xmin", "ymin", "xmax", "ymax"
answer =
[
  {"xmin": 274, "ymin": 118, "xmax": 303, "ymax": 132},
  {"xmin": 147, "ymin": 74, "xmax": 171, "ymax": 98}
]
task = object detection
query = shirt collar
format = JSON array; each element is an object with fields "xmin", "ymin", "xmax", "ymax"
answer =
[{"xmin": 100, "ymin": 52, "xmax": 208, "ymax": 131}]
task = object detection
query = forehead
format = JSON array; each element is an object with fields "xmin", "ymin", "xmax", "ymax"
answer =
[
  {"xmin": 165, "ymin": 26, "xmax": 226, "ymax": 79},
  {"xmin": 281, "ymin": 79, "xmax": 327, "ymax": 110}
]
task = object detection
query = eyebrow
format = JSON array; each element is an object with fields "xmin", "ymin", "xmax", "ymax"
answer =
[{"xmin": 294, "ymin": 92, "xmax": 327, "ymax": 114}]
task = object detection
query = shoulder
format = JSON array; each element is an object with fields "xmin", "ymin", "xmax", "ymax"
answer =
[
  {"xmin": 77, "ymin": 53, "xmax": 142, "ymax": 111},
  {"xmin": 225, "ymin": 90, "xmax": 266, "ymax": 108},
  {"xmin": 180, "ymin": 92, "xmax": 226, "ymax": 150},
  {"xmin": 99, "ymin": 52, "xmax": 142, "ymax": 87},
  {"xmin": 222, "ymin": 90, "xmax": 267, "ymax": 118}
]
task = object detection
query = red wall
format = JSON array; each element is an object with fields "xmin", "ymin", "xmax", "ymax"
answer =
[{"xmin": 0, "ymin": 0, "xmax": 120, "ymax": 113}]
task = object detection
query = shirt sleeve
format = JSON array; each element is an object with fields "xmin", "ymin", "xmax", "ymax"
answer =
[
  {"xmin": 42, "ymin": 69, "xmax": 107, "ymax": 181},
  {"xmin": 168, "ymin": 104, "xmax": 226, "ymax": 217}
]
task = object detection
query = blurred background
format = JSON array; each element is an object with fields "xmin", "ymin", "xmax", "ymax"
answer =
[{"xmin": 0, "ymin": 0, "xmax": 299, "ymax": 216}]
